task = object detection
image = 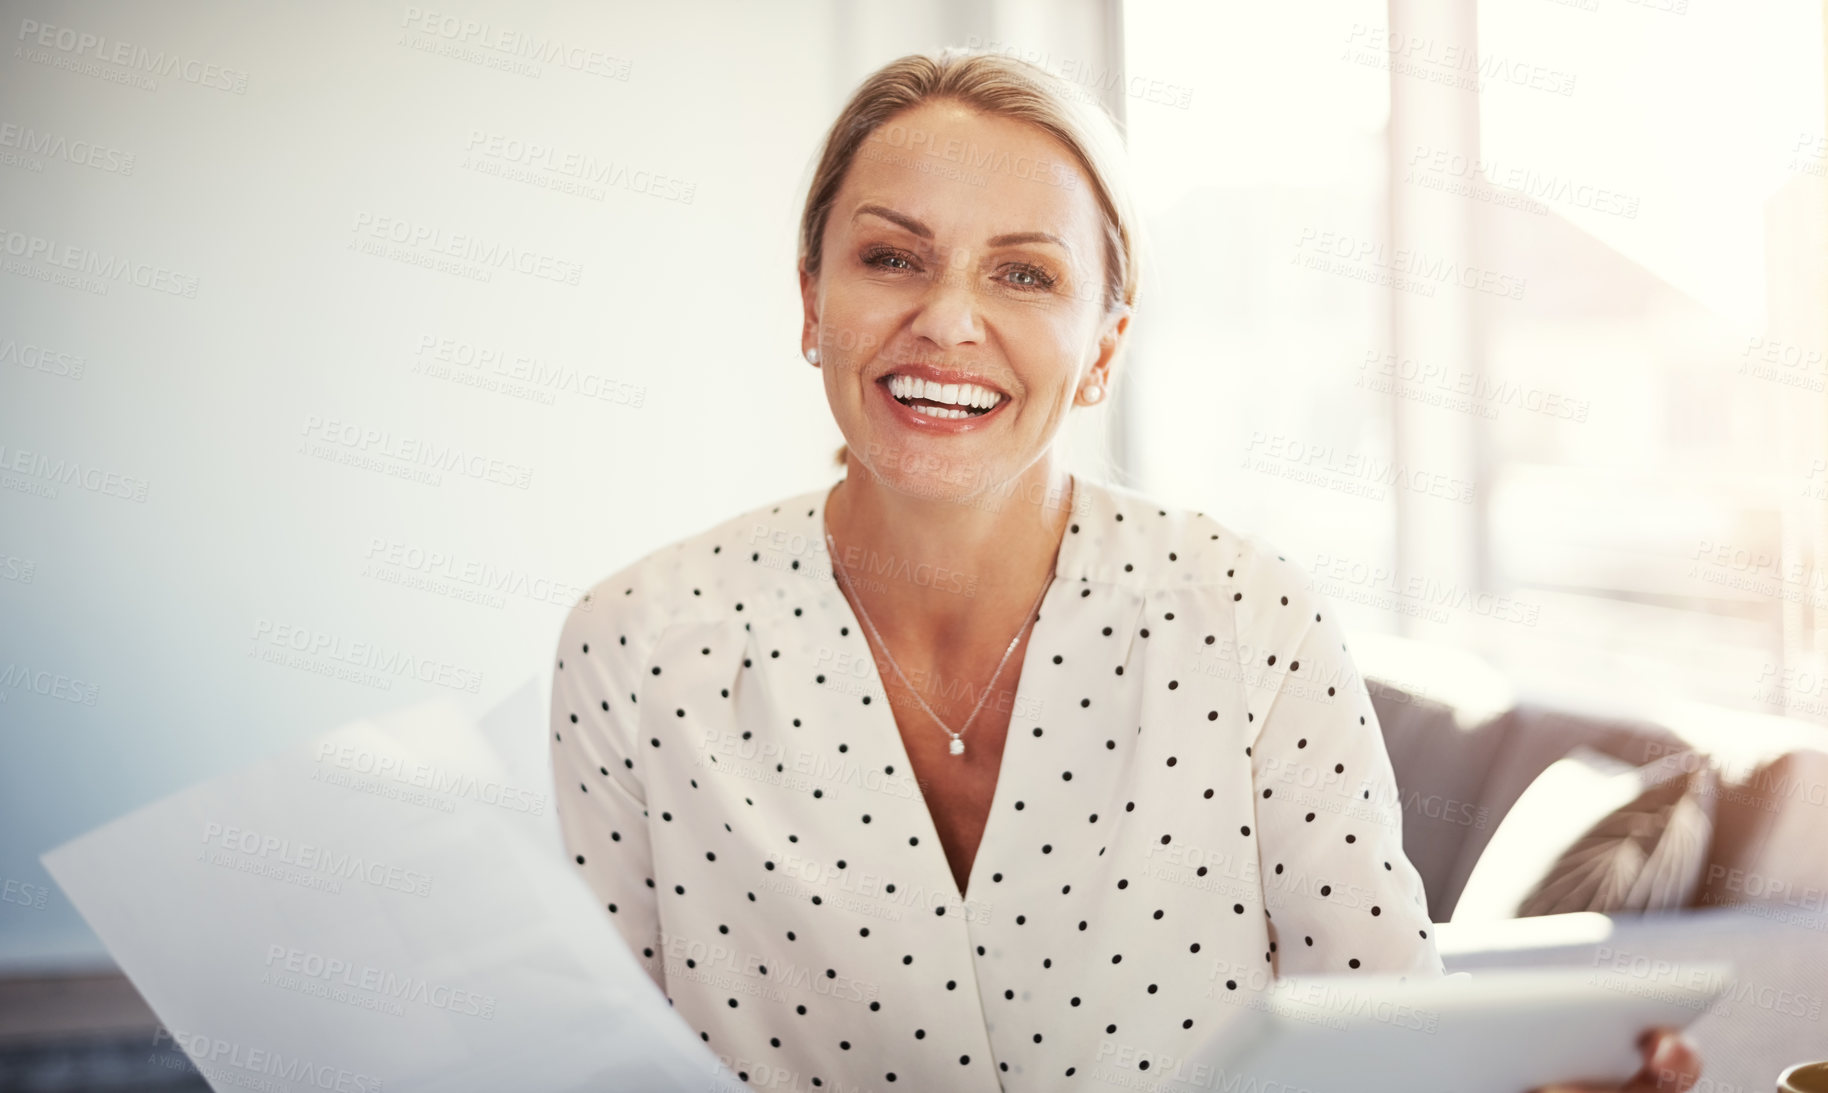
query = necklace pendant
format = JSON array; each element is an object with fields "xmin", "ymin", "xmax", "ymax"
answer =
[{"xmin": 948, "ymin": 737, "xmax": 965, "ymax": 756}]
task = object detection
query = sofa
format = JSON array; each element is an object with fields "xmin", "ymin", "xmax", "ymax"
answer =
[{"xmin": 1359, "ymin": 632, "xmax": 1828, "ymax": 926}]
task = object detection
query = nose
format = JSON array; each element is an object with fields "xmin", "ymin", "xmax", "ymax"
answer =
[{"xmin": 907, "ymin": 252, "xmax": 983, "ymax": 351}]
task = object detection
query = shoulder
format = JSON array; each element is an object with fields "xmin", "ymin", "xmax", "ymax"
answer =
[
  {"xmin": 553, "ymin": 483, "xmax": 831, "ymax": 656},
  {"xmin": 1091, "ymin": 482, "xmax": 1370, "ymax": 734},
  {"xmin": 1075, "ymin": 478, "xmax": 1314, "ymax": 601},
  {"xmin": 1079, "ymin": 477, "xmax": 1335, "ymax": 654}
]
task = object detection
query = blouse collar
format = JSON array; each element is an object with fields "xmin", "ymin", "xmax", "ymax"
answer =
[
  {"xmin": 790, "ymin": 472, "xmax": 1116, "ymax": 591},
  {"xmin": 736, "ymin": 472, "xmax": 1226, "ymax": 640}
]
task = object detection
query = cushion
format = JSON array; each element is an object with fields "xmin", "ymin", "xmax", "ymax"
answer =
[
  {"xmin": 1452, "ymin": 746, "xmax": 1716, "ymax": 921},
  {"xmin": 1696, "ymin": 747, "xmax": 1828, "ymax": 918},
  {"xmin": 1517, "ymin": 754, "xmax": 1716, "ymax": 916},
  {"xmin": 1441, "ymin": 703, "xmax": 1688, "ymax": 919}
]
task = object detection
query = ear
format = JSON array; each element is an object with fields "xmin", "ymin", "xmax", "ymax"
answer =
[
  {"xmin": 799, "ymin": 266, "xmax": 820, "ymax": 364},
  {"xmin": 1083, "ymin": 304, "xmax": 1131, "ymax": 395}
]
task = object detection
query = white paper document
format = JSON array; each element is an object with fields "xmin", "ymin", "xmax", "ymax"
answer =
[{"xmin": 42, "ymin": 680, "xmax": 744, "ymax": 1093}]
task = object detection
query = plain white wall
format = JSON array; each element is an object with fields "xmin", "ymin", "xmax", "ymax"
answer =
[{"xmin": 0, "ymin": 0, "xmax": 1121, "ymax": 971}]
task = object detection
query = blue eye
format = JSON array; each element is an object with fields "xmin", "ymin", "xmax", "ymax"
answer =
[{"xmin": 1001, "ymin": 263, "xmax": 1057, "ymax": 291}]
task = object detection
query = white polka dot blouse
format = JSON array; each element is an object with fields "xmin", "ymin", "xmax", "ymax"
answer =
[{"xmin": 550, "ymin": 474, "xmax": 1444, "ymax": 1091}]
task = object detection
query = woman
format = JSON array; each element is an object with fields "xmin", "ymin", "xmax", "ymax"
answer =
[{"xmin": 550, "ymin": 48, "xmax": 1700, "ymax": 1093}]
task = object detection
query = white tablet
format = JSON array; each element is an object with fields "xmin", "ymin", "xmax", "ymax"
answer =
[{"xmin": 1147, "ymin": 962, "xmax": 1730, "ymax": 1093}]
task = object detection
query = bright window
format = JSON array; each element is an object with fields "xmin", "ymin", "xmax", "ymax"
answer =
[{"xmin": 1122, "ymin": 0, "xmax": 1828, "ymax": 723}]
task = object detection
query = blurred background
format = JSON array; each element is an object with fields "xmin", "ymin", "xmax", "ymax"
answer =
[{"xmin": 3, "ymin": 0, "xmax": 1826, "ymax": 1088}]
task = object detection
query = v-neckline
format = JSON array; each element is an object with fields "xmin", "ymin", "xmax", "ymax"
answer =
[{"xmin": 814, "ymin": 474, "xmax": 1077, "ymax": 913}]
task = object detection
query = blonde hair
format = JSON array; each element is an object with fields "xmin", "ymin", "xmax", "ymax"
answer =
[{"xmin": 798, "ymin": 47, "xmax": 1144, "ymax": 469}]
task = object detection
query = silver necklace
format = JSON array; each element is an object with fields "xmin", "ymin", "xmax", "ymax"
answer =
[{"xmin": 825, "ymin": 529, "xmax": 1053, "ymax": 757}]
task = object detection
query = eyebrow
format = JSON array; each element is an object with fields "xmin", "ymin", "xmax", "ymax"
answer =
[
  {"xmin": 853, "ymin": 204, "xmax": 930, "ymax": 239},
  {"xmin": 852, "ymin": 204, "xmax": 1073, "ymax": 255},
  {"xmin": 988, "ymin": 230, "xmax": 1071, "ymax": 253}
]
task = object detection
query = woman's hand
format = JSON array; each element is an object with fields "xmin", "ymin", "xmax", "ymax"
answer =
[{"xmin": 1532, "ymin": 1027, "xmax": 1702, "ymax": 1093}]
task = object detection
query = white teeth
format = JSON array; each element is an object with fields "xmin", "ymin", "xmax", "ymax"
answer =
[
  {"xmin": 888, "ymin": 373, "xmax": 1005, "ymax": 411},
  {"xmin": 910, "ymin": 403, "xmax": 971, "ymax": 419}
]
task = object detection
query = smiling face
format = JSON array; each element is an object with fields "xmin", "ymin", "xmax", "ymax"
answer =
[{"xmin": 801, "ymin": 99, "xmax": 1128, "ymax": 505}]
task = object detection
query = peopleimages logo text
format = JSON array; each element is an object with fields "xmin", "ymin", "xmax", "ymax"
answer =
[
  {"xmin": 350, "ymin": 212, "xmax": 583, "ymax": 286},
  {"xmin": 251, "ymin": 617, "xmax": 485, "ymax": 694},
  {"xmin": 15, "ymin": 18, "xmax": 250, "ymax": 93},
  {"xmin": 0, "ymin": 225, "xmax": 198, "ymax": 297},
  {"xmin": 299, "ymin": 415, "xmax": 533, "ymax": 490},
  {"xmin": 200, "ymin": 822, "xmax": 433, "ymax": 897},
  {"xmin": 314, "ymin": 741, "xmax": 548, "ymax": 816}
]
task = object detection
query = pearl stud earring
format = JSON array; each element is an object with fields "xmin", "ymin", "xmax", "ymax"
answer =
[
  {"xmin": 805, "ymin": 347, "xmax": 820, "ymax": 365},
  {"xmin": 1080, "ymin": 381, "xmax": 1104, "ymax": 404}
]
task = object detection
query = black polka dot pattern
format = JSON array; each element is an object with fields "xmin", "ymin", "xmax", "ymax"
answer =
[{"xmin": 550, "ymin": 476, "xmax": 1444, "ymax": 1090}]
